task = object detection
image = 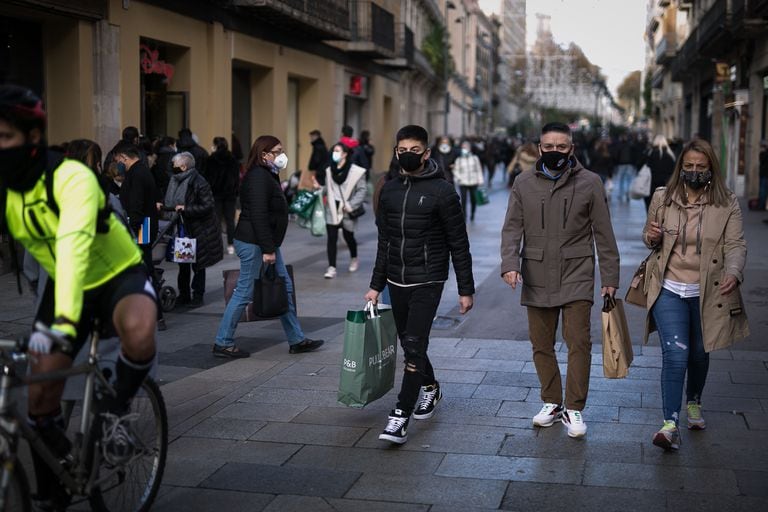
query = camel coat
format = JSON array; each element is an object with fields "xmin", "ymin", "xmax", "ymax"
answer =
[{"xmin": 642, "ymin": 188, "xmax": 749, "ymax": 351}]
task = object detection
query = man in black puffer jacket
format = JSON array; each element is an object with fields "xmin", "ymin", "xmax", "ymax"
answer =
[{"xmin": 365, "ymin": 125, "xmax": 474, "ymax": 445}]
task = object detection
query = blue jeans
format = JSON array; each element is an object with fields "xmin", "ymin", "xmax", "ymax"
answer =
[
  {"xmin": 758, "ymin": 176, "xmax": 768, "ymax": 210},
  {"xmin": 614, "ymin": 164, "xmax": 636, "ymax": 201},
  {"xmin": 215, "ymin": 240, "xmax": 305, "ymax": 347},
  {"xmin": 651, "ymin": 288, "xmax": 710, "ymax": 423}
]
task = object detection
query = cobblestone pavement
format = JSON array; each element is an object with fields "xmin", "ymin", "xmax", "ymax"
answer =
[{"xmin": 2, "ymin": 174, "xmax": 767, "ymax": 511}]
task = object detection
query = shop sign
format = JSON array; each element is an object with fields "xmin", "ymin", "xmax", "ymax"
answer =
[
  {"xmin": 714, "ymin": 62, "xmax": 729, "ymax": 83},
  {"xmin": 348, "ymin": 75, "xmax": 366, "ymax": 96},
  {"xmin": 140, "ymin": 44, "xmax": 175, "ymax": 83}
]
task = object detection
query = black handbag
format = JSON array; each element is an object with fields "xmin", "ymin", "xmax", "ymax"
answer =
[
  {"xmin": 347, "ymin": 204, "xmax": 365, "ymax": 219},
  {"xmin": 253, "ymin": 263, "xmax": 289, "ymax": 318}
]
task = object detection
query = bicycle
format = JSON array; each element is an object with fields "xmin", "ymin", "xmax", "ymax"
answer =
[{"xmin": 0, "ymin": 326, "xmax": 168, "ymax": 511}]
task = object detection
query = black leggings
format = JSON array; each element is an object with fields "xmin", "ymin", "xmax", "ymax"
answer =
[
  {"xmin": 326, "ymin": 224, "xmax": 357, "ymax": 267},
  {"xmin": 459, "ymin": 185, "xmax": 478, "ymax": 220},
  {"xmin": 215, "ymin": 197, "xmax": 237, "ymax": 245}
]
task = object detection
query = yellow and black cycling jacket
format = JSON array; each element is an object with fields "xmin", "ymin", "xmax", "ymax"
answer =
[{"xmin": 4, "ymin": 158, "xmax": 142, "ymax": 336}]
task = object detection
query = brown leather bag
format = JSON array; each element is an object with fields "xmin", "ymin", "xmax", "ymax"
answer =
[{"xmin": 624, "ymin": 255, "xmax": 649, "ymax": 308}]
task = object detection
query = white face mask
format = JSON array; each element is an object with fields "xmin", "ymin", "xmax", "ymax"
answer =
[
  {"xmin": 461, "ymin": 148, "xmax": 470, "ymax": 156},
  {"xmin": 332, "ymin": 151, "xmax": 344, "ymax": 163},
  {"xmin": 274, "ymin": 153, "xmax": 289, "ymax": 169},
  {"xmin": 439, "ymin": 144, "xmax": 451, "ymax": 154}
]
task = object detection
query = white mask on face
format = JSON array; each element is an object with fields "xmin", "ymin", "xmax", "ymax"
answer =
[
  {"xmin": 274, "ymin": 153, "xmax": 289, "ymax": 169},
  {"xmin": 332, "ymin": 151, "xmax": 343, "ymax": 163},
  {"xmin": 439, "ymin": 144, "xmax": 451, "ymax": 154}
]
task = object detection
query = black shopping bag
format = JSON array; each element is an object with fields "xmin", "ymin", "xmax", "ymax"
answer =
[{"xmin": 253, "ymin": 263, "xmax": 289, "ymax": 318}]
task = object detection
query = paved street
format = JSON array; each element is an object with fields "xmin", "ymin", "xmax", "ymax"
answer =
[{"xmin": 2, "ymin": 176, "xmax": 768, "ymax": 511}]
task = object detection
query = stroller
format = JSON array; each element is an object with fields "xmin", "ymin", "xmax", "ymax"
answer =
[{"xmin": 151, "ymin": 211, "xmax": 181, "ymax": 312}]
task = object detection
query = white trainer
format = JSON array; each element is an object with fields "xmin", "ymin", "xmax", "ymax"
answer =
[
  {"xmin": 349, "ymin": 258, "xmax": 359, "ymax": 272},
  {"xmin": 532, "ymin": 403, "xmax": 563, "ymax": 427},
  {"xmin": 562, "ymin": 409, "xmax": 587, "ymax": 438},
  {"xmin": 323, "ymin": 266, "xmax": 337, "ymax": 279}
]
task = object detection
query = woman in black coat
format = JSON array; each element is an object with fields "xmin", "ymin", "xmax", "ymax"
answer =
[
  {"xmin": 213, "ymin": 135, "xmax": 324, "ymax": 358},
  {"xmin": 164, "ymin": 152, "xmax": 223, "ymax": 306},
  {"xmin": 637, "ymin": 135, "xmax": 677, "ymax": 211}
]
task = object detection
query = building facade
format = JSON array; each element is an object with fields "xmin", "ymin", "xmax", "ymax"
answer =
[
  {"xmin": 0, "ymin": 0, "xmax": 454, "ymax": 177},
  {"xmin": 647, "ymin": 0, "xmax": 768, "ymax": 198}
]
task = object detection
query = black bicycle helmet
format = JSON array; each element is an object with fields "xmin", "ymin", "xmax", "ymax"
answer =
[{"xmin": 0, "ymin": 84, "xmax": 46, "ymax": 131}]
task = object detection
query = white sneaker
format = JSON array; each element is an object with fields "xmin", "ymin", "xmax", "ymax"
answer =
[
  {"xmin": 349, "ymin": 258, "xmax": 359, "ymax": 272},
  {"xmin": 562, "ymin": 409, "xmax": 587, "ymax": 438},
  {"xmin": 227, "ymin": 245, "xmax": 235, "ymax": 255},
  {"xmin": 532, "ymin": 403, "xmax": 563, "ymax": 427},
  {"xmin": 323, "ymin": 266, "xmax": 337, "ymax": 279}
]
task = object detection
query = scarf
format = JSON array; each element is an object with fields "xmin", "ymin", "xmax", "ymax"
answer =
[
  {"xmin": 331, "ymin": 159, "xmax": 351, "ymax": 184},
  {"xmin": 165, "ymin": 168, "xmax": 196, "ymax": 208}
]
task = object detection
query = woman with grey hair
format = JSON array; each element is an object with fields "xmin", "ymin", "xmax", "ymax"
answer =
[{"xmin": 165, "ymin": 151, "xmax": 223, "ymax": 306}]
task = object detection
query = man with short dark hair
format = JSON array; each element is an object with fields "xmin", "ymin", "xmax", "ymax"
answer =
[
  {"xmin": 365, "ymin": 124, "xmax": 475, "ymax": 444},
  {"xmin": 500, "ymin": 122, "xmax": 619, "ymax": 438}
]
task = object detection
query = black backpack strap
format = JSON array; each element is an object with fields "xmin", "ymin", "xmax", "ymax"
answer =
[{"xmin": 45, "ymin": 151, "xmax": 111, "ymax": 233}]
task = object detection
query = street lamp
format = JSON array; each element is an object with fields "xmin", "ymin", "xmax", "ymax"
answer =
[{"xmin": 443, "ymin": 1, "xmax": 456, "ymax": 137}]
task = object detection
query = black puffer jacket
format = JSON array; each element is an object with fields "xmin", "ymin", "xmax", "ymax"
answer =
[
  {"xmin": 370, "ymin": 159, "xmax": 475, "ymax": 296},
  {"xmin": 234, "ymin": 164, "xmax": 288, "ymax": 254},
  {"xmin": 180, "ymin": 171, "xmax": 223, "ymax": 270},
  {"xmin": 207, "ymin": 149, "xmax": 240, "ymax": 200}
]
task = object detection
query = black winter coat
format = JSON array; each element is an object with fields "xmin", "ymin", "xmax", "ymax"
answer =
[
  {"xmin": 207, "ymin": 150, "xmax": 240, "ymax": 199},
  {"xmin": 234, "ymin": 164, "xmax": 288, "ymax": 254},
  {"xmin": 179, "ymin": 171, "xmax": 223, "ymax": 270},
  {"xmin": 371, "ymin": 160, "xmax": 475, "ymax": 296},
  {"xmin": 639, "ymin": 149, "xmax": 676, "ymax": 190},
  {"xmin": 308, "ymin": 137, "xmax": 329, "ymax": 173},
  {"xmin": 177, "ymin": 134, "xmax": 209, "ymax": 179},
  {"xmin": 152, "ymin": 146, "xmax": 176, "ymax": 197},
  {"xmin": 120, "ymin": 161, "xmax": 159, "ymax": 242}
]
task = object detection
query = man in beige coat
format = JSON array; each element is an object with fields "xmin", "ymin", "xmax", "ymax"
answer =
[{"xmin": 500, "ymin": 122, "xmax": 620, "ymax": 438}]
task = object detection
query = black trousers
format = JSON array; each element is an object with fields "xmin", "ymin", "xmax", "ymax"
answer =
[
  {"xmin": 178, "ymin": 263, "xmax": 206, "ymax": 299},
  {"xmin": 389, "ymin": 282, "xmax": 444, "ymax": 413},
  {"xmin": 140, "ymin": 243, "xmax": 163, "ymax": 320},
  {"xmin": 326, "ymin": 224, "xmax": 357, "ymax": 267},
  {"xmin": 459, "ymin": 185, "xmax": 478, "ymax": 220},
  {"xmin": 215, "ymin": 196, "xmax": 237, "ymax": 245}
]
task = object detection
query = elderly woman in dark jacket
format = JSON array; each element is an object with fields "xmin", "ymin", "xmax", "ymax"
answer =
[
  {"xmin": 165, "ymin": 151, "xmax": 223, "ymax": 307},
  {"xmin": 213, "ymin": 135, "xmax": 324, "ymax": 358}
]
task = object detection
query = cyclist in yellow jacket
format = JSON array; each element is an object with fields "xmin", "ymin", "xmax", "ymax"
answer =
[{"xmin": 0, "ymin": 84, "xmax": 157, "ymax": 510}]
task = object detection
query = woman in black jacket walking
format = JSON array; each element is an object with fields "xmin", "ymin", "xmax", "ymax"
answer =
[
  {"xmin": 164, "ymin": 152, "xmax": 223, "ymax": 306},
  {"xmin": 213, "ymin": 135, "xmax": 324, "ymax": 358},
  {"xmin": 207, "ymin": 136, "xmax": 240, "ymax": 254},
  {"xmin": 638, "ymin": 135, "xmax": 677, "ymax": 211}
]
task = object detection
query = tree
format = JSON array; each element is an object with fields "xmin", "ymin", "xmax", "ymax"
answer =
[
  {"xmin": 617, "ymin": 70, "xmax": 641, "ymax": 114},
  {"xmin": 421, "ymin": 22, "xmax": 454, "ymax": 82}
]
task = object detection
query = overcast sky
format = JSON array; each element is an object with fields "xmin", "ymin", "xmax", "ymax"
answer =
[{"xmin": 478, "ymin": 0, "xmax": 648, "ymax": 95}]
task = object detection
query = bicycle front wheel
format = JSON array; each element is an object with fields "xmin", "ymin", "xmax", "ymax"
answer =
[
  {"xmin": 89, "ymin": 378, "xmax": 168, "ymax": 512},
  {"xmin": 0, "ymin": 456, "xmax": 31, "ymax": 512}
]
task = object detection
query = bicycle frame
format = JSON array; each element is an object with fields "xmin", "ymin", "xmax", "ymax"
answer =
[{"xmin": 0, "ymin": 329, "xmax": 116, "ymax": 506}]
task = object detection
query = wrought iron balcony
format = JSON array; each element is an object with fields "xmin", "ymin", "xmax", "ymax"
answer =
[
  {"xmin": 230, "ymin": 0, "xmax": 351, "ymax": 40},
  {"xmin": 345, "ymin": 0, "xmax": 396, "ymax": 58},
  {"xmin": 378, "ymin": 23, "xmax": 415, "ymax": 69},
  {"xmin": 655, "ymin": 35, "xmax": 676, "ymax": 65}
]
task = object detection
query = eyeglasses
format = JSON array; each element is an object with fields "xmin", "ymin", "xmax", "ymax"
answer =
[
  {"xmin": 395, "ymin": 146, "xmax": 425, "ymax": 154},
  {"xmin": 682, "ymin": 163, "xmax": 709, "ymax": 172},
  {"xmin": 540, "ymin": 143, "xmax": 571, "ymax": 152}
]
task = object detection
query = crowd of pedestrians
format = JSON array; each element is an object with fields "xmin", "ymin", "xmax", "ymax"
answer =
[{"xmin": 0, "ymin": 80, "xmax": 754, "ymax": 507}]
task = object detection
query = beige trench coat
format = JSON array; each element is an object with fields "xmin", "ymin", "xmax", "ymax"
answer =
[{"xmin": 642, "ymin": 188, "xmax": 750, "ymax": 351}]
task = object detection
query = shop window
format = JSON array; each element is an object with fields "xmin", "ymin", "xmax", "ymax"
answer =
[{"xmin": 140, "ymin": 38, "xmax": 189, "ymax": 139}]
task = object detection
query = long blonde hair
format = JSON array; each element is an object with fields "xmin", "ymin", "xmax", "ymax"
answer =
[
  {"xmin": 651, "ymin": 134, "xmax": 676, "ymax": 161},
  {"xmin": 663, "ymin": 139, "xmax": 731, "ymax": 207}
]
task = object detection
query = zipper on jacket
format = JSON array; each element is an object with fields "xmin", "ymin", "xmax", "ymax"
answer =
[
  {"xmin": 562, "ymin": 198, "xmax": 568, "ymax": 229},
  {"xmin": 400, "ymin": 178, "xmax": 411, "ymax": 283},
  {"xmin": 540, "ymin": 198, "xmax": 545, "ymax": 230},
  {"xmin": 423, "ymin": 243, "xmax": 428, "ymax": 271}
]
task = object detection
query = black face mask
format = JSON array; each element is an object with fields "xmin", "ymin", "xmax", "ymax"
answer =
[
  {"xmin": 172, "ymin": 166, "xmax": 184, "ymax": 175},
  {"xmin": 681, "ymin": 169, "xmax": 712, "ymax": 190},
  {"xmin": 0, "ymin": 143, "xmax": 47, "ymax": 191},
  {"xmin": 541, "ymin": 151, "xmax": 570, "ymax": 172},
  {"xmin": 398, "ymin": 151, "xmax": 425, "ymax": 173}
]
